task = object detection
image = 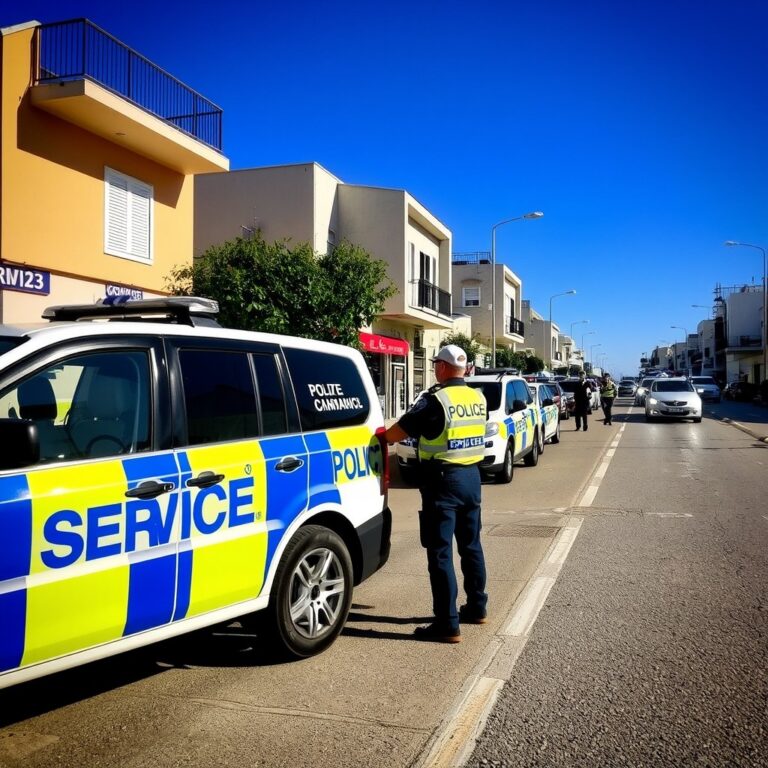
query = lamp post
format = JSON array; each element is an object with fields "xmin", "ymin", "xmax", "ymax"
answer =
[
  {"xmin": 725, "ymin": 240, "xmax": 767, "ymax": 384},
  {"xmin": 490, "ymin": 211, "xmax": 544, "ymax": 367},
  {"xmin": 548, "ymin": 289, "xmax": 576, "ymax": 370},
  {"xmin": 582, "ymin": 330, "xmax": 596, "ymax": 369},
  {"xmin": 589, "ymin": 342, "xmax": 602, "ymax": 373},
  {"xmin": 670, "ymin": 325, "xmax": 689, "ymax": 375},
  {"xmin": 569, "ymin": 319, "xmax": 589, "ymax": 371}
]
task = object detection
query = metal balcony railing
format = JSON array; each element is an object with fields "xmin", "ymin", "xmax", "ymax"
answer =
[
  {"xmin": 505, "ymin": 316, "xmax": 524, "ymax": 336},
  {"xmin": 411, "ymin": 279, "xmax": 451, "ymax": 316},
  {"xmin": 34, "ymin": 19, "xmax": 223, "ymax": 151},
  {"xmin": 452, "ymin": 251, "xmax": 491, "ymax": 265}
]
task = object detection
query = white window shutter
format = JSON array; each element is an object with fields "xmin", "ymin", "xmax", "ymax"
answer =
[
  {"xmin": 104, "ymin": 168, "xmax": 153, "ymax": 263},
  {"xmin": 128, "ymin": 179, "xmax": 152, "ymax": 261},
  {"xmin": 106, "ymin": 171, "xmax": 129, "ymax": 254}
]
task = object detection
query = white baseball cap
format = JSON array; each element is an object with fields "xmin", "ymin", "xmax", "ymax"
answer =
[{"xmin": 431, "ymin": 344, "xmax": 468, "ymax": 367}]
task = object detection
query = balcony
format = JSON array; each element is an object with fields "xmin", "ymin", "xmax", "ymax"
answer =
[
  {"xmin": 505, "ymin": 316, "xmax": 524, "ymax": 337},
  {"xmin": 412, "ymin": 278, "xmax": 451, "ymax": 317},
  {"xmin": 31, "ymin": 19, "xmax": 228, "ymax": 173},
  {"xmin": 452, "ymin": 251, "xmax": 491, "ymax": 265}
]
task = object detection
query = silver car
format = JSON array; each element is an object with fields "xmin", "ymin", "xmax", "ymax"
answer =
[
  {"xmin": 689, "ymin": 376, "xmax": 721, "ymax": 403},
  {"xmin": 645, "ymin": 378, "xmax": 702, "ymax": 422},
  {"xmin": 634, "ymin": 377, "xmax": 657, "ymax": 406}
]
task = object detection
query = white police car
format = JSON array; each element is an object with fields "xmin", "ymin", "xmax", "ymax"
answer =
[
  {"xmin": 527, "ymin": 381, "xmax": 561, "ymax": 446},
  {"xmin": 465, "ymin": 371, "xmax": 542, "ymax": 483},
  {"xmin": 0, "ymin": 297, "xmax": 391, "ymax": 689}
]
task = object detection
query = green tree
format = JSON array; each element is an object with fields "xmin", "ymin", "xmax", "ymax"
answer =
[
  {"xmin": 165, "ymin": 235, "xmax": 396, "ymax": 346},
  {"xmin": 440, "ymin": 332, "xmax": 482, "ymax": 362},
  {"xmin": 523, "ymin": 354, "xmax": 545, "ymax": 374}
]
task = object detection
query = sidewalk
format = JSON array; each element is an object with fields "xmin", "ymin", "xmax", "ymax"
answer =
[{"xmin": 707, "ymin": 399, "xmax": 768, "ymax": 443}]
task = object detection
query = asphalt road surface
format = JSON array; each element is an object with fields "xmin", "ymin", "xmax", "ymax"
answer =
[{"xmin": 468, "ymin": 400, "xmax": 768, "ymax": 767}]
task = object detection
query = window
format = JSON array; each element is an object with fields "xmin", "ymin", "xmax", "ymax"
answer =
[
  {"xmin": 284, "ymin": 348, "xmax": 370, "ymax": 431},
  {"xmin": 512, "ymin": 380, "xmax": 533, "ymax": 404},
  {"xmin": 463, "ymin": 287, "xmax": 480, "ymax": 307},
  {"xmin": 105, "ymin": 167, "xmax": 153, "ymax": 263},
  {"xmin": 252, "ymin": 353, "xmax": 288, "ymax": 436},
  {"xmin": 0, "ymin": 350, "xmax": 151, "ymax": 462},
  {"xmin": 179, "ymin": 350, "xmax": 258, "ymax": 444}
]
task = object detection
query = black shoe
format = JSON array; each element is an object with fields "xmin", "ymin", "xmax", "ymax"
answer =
[
  {"xmin": 459, "ymin": 605, "xmax": 488, "ymax": 624},
  {"xmin": 583, "ymin": 427, "xmax": 588, "ymax": 431},
  {"xmin": 413, "ymin": 623, "xmax": 461, "ymax": 643}
]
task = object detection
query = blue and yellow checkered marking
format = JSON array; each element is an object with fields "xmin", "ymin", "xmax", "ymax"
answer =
[{"xmin": 0, "ymin": 424, "xmax": 383, "ymax": 677}]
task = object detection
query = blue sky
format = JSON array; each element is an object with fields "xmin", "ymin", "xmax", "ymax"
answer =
[{"xmin": 3, "ymin": 0, "xmax": 767, "ymax": 378}]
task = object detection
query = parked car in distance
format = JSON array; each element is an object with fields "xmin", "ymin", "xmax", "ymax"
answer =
[
  {"xmin": 645, "ymin": 378, "xmax": 702, "ymax": 422},
  {"xmin": 634, "ymin": 377, "xmax": 657, "ymax": 406},
  {"xmin": 549, "ymin": 381, "xmax": 570, "ymax": 420},
  {"xmin": 586, "ymin": 378, "xmax": 601, "ymax": 411},
  {"xmin": 618, "ymin": 379, "xmax": 637, "ymax": 397},
  {"xmin": 722, "ymin": 381, "xmax": 759, "ymax": 402},
  {"xmin": 689, "ymin": 376, "xmax": 721, "ymax": 403}
]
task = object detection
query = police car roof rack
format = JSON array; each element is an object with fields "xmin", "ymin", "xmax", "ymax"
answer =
[
  {"xmin": 42, "ymin": 296, "xmax": 221, "ymax": 327},
  {"xmin": 474, "ymin": 367, "xmax": 520, "ymax": 379}
]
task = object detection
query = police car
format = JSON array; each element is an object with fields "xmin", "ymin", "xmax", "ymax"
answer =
[
  {"xmin": 527, "ymin": 382, "xmax": 561, "ymax": 446},
  {"xmin": 465, "ymin": 371, "xmax": 542, "ymax": 483},
  {"xmin": 0, "ymin": 297, "xmax": 391, "ymax": 689}
]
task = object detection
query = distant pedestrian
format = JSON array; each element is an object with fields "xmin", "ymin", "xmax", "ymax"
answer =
[
  {"xmin": 600, "ymin": 373, "xmax": 616, "ymax": 425},
  {"xmin": 385, "ymin": 345, "xmax": 488, "ymax": 643},
  {"xmin": 573, "ymin": 371, "xmax": 592, "ymax": 431}
]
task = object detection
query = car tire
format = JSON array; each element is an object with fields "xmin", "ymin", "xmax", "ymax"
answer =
[
  {"xmin": 563, "ymin": 409, "xmax": 570, "ymax": 421},
  {"xmin": 693, "ymin": 417, "xmax": 702, "ymax": 423},
  {"xmin": 524, "ymin": 431, "xmax": 539, "ymax": 467},
  {"xmin": 399, "ymin": 465, "xmax": 418, "ymax": 486},
  {"xmin": 495, "ymin": 441, "xmax": 514, "ymax": 484},
  {"xmin": 538, "ymin": 425, "xmax": 545, "ymax": 455},
  {"xmin": 266, "ymin": 525, "xmax": 353, "ymax": 659},
  {"xmin": 551, "ymin": 419, "xmax": 561, "ymax": 444}
]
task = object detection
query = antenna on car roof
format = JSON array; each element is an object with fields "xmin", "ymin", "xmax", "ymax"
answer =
[{"xmin": 41, "ymin": 297, "xmax": 221, "ymax": 328}]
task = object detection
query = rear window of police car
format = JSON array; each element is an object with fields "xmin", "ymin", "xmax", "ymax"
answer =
[{"xmin": 284, "ymin": 348, "xmax": 370, "ymax": 431}]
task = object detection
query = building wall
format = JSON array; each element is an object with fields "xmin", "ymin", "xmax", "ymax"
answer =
[
  {"xmin": 1, "ymin": 25, "xmax": 192, "ymax": 301},
  {"xmin": 726, "ymin": 289, "xmax": 763, "ymax": 345}
]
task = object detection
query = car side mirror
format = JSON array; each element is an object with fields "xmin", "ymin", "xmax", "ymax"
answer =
[
  {"xmin": 512, "ymin": 399, "xmax": 527, "ymax": 413},
  {"xmin": 0, "ymin": 419, "xmax": 40, "ymax": 470}
]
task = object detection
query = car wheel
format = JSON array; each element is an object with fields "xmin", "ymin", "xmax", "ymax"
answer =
[
  {"xmin": 693, "ymin": 417, "xmax": 702, "ymax": 423},
  {"xmin": 524, "ymin": 431, "xmax": 539, "ymax": 467},
  {"xmin": 563, "ymin": 409, "xmax": 570, "ymax": 421},
  {"xmin": 399, "ymin": 465, "xmax": 418, "ymax": 485},
  {"xmin": 495, "ymin": 441, "xmax": 514, "ymax": 484},
  {"xmin": 538, "ymin": 425, "xmax": 545, "ymax": 455},
  {"xmin": 266, "ymin": 525, "xmax": 353, "ymax": 659},
  {"xmin": 551, "ymin": 419, "xmax": 561, "ymax": 444}
]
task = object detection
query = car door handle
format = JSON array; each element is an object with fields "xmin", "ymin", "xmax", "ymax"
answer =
[
  {"xmin": 186, "ymin": 472, "xmax": 225, "ymax": 489},
  {"xmin": 275, "ymin": 456, "xmax": 304, "ymax": 473},
  {"xmin": 125, "ymin": 481, "xmax": 176, "ymax": 499}
]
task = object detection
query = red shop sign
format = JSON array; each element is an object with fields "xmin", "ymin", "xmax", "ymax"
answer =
[{"xmin": 359, "ymin": 332, "xmax": 410, "ymax": 357}]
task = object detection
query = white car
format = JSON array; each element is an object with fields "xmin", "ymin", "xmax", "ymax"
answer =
[
  {"xmin": 527, "ymin": 382, "xmax": 561, "ymax": 446},
  {"xmin": 689, "ymin": 376, "xmax": 721, "ymax": 403},
  {"xmin": 645, "ymin": 378, "xmax": 702, "ymax": 422}
]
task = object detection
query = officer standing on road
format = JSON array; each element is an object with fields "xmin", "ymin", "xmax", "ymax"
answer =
[
  {"xmin": 573, "ymin": 370, "xmax": 592, "ymax": 431},
  {"xmin": 600, "ymin": 373, "xmax": 617, "ymax": 425},
  {"xmin": 385, "ymin": 345, "xmax": 488, "ymax": 643}
]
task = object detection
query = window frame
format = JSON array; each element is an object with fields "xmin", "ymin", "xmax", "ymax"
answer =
[
  {"xmin": 462, "ymin": 286, "xmax": 481, "ymax": 307},
  {"xmin": 104, "ymin": 167, "xmax": 154, "ymax": 265}
]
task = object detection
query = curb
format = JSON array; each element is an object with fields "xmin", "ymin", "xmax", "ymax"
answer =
[{"xmin": 715, "ymin": 415, "xmax": 768, "ymax": 444}]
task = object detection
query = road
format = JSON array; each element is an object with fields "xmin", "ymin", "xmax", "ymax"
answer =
[{"xmin": 1, "ymin": 400, "xmax": 766, "ymax": 767}]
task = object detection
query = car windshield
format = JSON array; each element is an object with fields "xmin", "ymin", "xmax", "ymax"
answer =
[
  {"xmin": 640, "ymin": 379, "xmax": 655, "ymax": 388},
  {"xmin": 0, "ymin": 336, "xmax": 26, "ymax": 358},
  {"xmin": 691, "ymin": 377, "xmax": 717, "ymax": 385},
  {"xmin": 467, "ymin": 381, "xmax": 501, "ymax": 411},
  {"xmin": 652, "ymin": 380, "xmax": 695, "ymax": 393}
]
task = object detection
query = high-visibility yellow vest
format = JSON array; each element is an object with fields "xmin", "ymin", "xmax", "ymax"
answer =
[
  {"xmin": 600, "ymin": 381, "xmax": 616, "ymax": 398},
  {"xmin": 418, "ymin": 385, "xmax": 487, "ymax": 465}
]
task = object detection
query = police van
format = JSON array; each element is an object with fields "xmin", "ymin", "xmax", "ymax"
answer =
[
  {"xmin": 0, "ymin": 298, "xmax": 390, "ymax": 689},
  {"xmin": 464, "ymin": 371, "xmax": 542, "ymax": 484}
]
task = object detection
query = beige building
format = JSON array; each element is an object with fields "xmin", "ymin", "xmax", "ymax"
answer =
[
  {"xmin": 521, "ymin": 300, "xmax": 565, "ymax": 370},
  {"xmin": 451, "ymin": 252, "xmax": 525, "ymax": 359},
  {"xmin": 194, "ymin": 163, "xmax": 452, "ymax": 418},
  {"xmin": 0, "ymin": 19, "xmax": 228, "ymax": 324}
]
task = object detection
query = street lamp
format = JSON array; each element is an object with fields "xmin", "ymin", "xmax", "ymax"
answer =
[
  {"xmin": 670, "ymin": 325, "xmax": 689, "ymax": 375},
  {"xmin": 548, "ymin": 289, "xmax": 576, "ymax": 369},
  {"xmin": 589, "ymin": 342, "xmax": 602, "ymax": 372},
  {"xmin": 725, "ymin": 240, "xmax": 767, "ymax": 384},
  {"xmin": 569, "ymin": 320, "xmax": 589, "ymax": 370},
  {"xmin": 582, "ymin": 330, "xmax": 596, "ymax": 368},
  {"xmin": 490, "ymin": 211, "xmax": 544, "ymax": 367}
]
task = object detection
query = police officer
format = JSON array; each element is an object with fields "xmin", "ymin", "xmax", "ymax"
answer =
[
  {"xmin": 600, "ymin": 373, "xmax": 617, "ymax": 425},
  {"xmin": 385, "ymin": 344, "xmax": 488, "ymax": 643}
]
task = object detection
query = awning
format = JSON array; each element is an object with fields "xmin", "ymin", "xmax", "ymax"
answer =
[{"xmin": 359, "ymin": 332, "xmax": 410, "ymax": 356}]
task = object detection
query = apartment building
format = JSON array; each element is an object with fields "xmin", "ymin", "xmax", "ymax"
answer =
[
  {"xmin": 194, "ymin": 163, "xmax": 452, "ymax": 418},
  {"xmin": 450, "ymin": 252, "xmax": 525, "ymax": 358},
  {"xmin": 520, "ymin": 300, "xmax": 563, "ymax": 370},
  {"xmin": 0, "ymin": 19, "xmax": 228, "ymax": 324}
]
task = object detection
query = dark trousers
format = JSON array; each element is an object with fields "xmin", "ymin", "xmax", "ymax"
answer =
[
  {"xmin": 601, "ymin": 397, "xmax": 615, "ymax": 424},
  {"xmin": 418, "ymin": 464, "xmax": 487, "ymax": 631},
  {"xmin": 575, "ymin": 408, "xmax": 589, "ymax": 430}
]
